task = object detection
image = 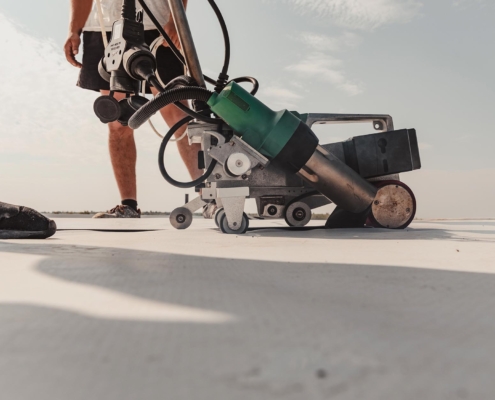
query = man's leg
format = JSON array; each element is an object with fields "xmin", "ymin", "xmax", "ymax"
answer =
[
  {"xmin": 91, "ymin": 90, "xmax": 141, "ymax": 218},
  {"xmin": 151, "ymin": 88, "xmax": 203, "ymax": 181},
  {"xmin": 101, "ymin": 90, "xmax": 138, "ymax": 203}
]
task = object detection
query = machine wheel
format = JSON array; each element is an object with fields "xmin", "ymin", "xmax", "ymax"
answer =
[
  {"xmin": 284, "ymin": 202, "xmax": 312, "ymax": 227},
  {"xmin": 368, "ymin": 181, "xmax": 416, "ymax": 229},
  {"xmin": 214, "ymin": 208, "xmax": 225, "ymax": 228},
  {"xmin": 169, "ymin": 207, "xmax": 193, "ymax": 230},
  {"xmin": 219, "ymin": 212, "xmax": 249, "ymax": 234}
]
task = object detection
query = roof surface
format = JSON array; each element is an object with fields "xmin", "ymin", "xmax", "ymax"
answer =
[{"xmin": 1, "ymin": 219, "xmax": 494, "ymax": 399}]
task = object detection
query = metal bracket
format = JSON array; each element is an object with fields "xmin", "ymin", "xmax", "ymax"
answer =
[
  {"xmin": 304, "ymin": 113, "xmax": 394, "ymax": 132},
  {"xmin": 216, "ymin": 187, "xmax": 249, "ymax": 230},
  {"xmin": 183, "ymin": 196, "xmax": 207, "ymax": 213},
  {"xmin": 208, "ymin": 136, "xmax": 269, "ymax": 170}
]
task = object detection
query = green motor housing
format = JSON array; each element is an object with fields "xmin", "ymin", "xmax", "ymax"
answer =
[{"xmin": 207, "ymin": 82, "xmax": 319, "ymax": 173}]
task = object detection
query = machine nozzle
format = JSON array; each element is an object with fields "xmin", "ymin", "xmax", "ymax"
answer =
[
  {"xmin": 208, "ymin": 82, "xmax": 379, "ymax": 215},
  {"xmin": 298, "ymin": 146, "xmax": 377, "ymax": 214}
]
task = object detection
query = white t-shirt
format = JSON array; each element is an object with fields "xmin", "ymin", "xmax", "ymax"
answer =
[{"xmin": 83, "ymin": 0, "xmax": 171, "ymax": 31}]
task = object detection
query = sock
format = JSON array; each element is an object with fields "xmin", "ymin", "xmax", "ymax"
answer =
[{"xmin": 122, "ymin": 199, "xmax": 138, "ymax": 212}]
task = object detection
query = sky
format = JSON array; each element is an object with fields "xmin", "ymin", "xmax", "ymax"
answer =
[{"xmin": 0, "ymin": 0, "xmax": 494, "ymax": 218}]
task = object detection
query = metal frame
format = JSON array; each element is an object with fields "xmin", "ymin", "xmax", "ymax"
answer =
[
  {"xmin": 167, "ymin": 0, "xmax": 206, "ymax": 88},
  {"xmin": 305, "ymin": 113, "xmax": 394, "ymax": 131}
]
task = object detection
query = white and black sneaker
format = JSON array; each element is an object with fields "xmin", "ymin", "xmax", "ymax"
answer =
[
  {"xmin": 202, "ymin": 201, "xmax": 218, "ymax": 219},
  {"xmin": 93, "ymin": 205, "xmax": 141, "ymax": 219}
]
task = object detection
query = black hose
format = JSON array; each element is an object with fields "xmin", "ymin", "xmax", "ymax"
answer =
[
  {"xmin": 147, "ymin": 76, "xmax": 220, "ymax": 124},
  {"xmin": 159, "ymin": 116, "xmax": 218, "ymax": 188},
  {"xmin": 129, "ymin": 86, "xmax": 212, "ymax": 129},
  {"xmin": 230, "ymin": 77, "xmax": 259, "ymax": 96}
]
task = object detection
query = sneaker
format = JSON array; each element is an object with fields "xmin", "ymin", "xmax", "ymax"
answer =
[
  {"xmin": 202, "ymin": 201, "xmax": 218, "ymax": 219},
  {"xmin": 0, "ymin": 202, "xmax": 57, "ymax": 239},
  {"xmin": 93, "ymin": 205, "xmax": 141, "ymax": 219}
]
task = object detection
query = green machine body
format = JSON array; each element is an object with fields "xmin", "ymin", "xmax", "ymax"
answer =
[{"xmin": 207, "ymin": 82, "xmax": 319, "ymax": 173}]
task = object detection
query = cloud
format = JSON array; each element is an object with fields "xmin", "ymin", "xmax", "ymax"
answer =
[
  {"xmin": 404, "ymin": 169, "xmax": 495, "ymax": 219},
  {"xmin": 296, "ymin": 31, "xmax": 361, "ymax": 51},
  {"xmin": 0, "ymin": 14, "xmax": 168, "ymax": 163},
  {"xmin": 453, "ymin": 0, "xmax": 494, "ymax": 8},
  {"xmin": 418, "ymin": 142, "xmax": 433, "ymax": 150},
  {"xmin": 0, "ymin": 14, "xmax": 114, "ymax": 164},
  {"xmin": 282, "ymin": 0, "xmax": 422, "ymax": 30},
  {"xmin": 286, "ymin": 53, "xmax": 363, "ymax": 96},
  {"xmin": 260, "ymin": 85, "xmax": 303, "ymax": 109}
]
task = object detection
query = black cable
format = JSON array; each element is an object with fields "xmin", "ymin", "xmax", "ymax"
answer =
[
  {"xmin": 137, "ymin": 0, "xmax": 217, "ymax": 86},
  {"xmin": 230, "ymin": 76, "xmax": 259, "ymax": 96},
  {"xmin": 159, "ymin": 116, "xmax": 218, "ymax": 188},
  {"xmin": 206, "ymin": 0, "xmax": 231, "ymax": 92},
  {"xmin": 122, "ymin": 0, "xmax": 136, "ymax": 20},
  {"xmin": 207, "ymin": 0, "xmax": 230, "ymax": 75},
  {"xmin": 138, "ymin": 0, "xmax": 260, "ymax": 95},
  {"xmin": 148, "ymin": 75, "xmax": 166, "ymax": 92},
  {"xmin": 174, "ymin": 102, "xmax": 221, "ymax": 124},
  {"xmin": 137, "ymin": 0, "xmax": 185, "ymax": 64}
]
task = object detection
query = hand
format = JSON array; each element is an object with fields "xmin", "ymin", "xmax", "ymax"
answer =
[
  {"xmin": 64, "ymin": 32, "xmax": 82, "ymax": 68},
  {"xmin": 163, "ymin": 22, "xmax": 181, "ymax": 50}
]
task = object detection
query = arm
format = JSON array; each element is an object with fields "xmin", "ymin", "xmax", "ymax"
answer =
[
  {"xmin": 64, "ymin": 0, "xmax": 93, "ymax": 68},
  {"xmin": 164, "ymin": 0, "xmax": 188, "ymax": 49}
]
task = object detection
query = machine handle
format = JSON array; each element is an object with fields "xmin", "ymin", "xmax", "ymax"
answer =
[{"xmin": 305, "ymin": 113, "xmax": 394, "ymax": 132}]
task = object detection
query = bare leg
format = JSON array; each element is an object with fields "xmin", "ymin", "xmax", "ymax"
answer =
[
  {"xmin": 151, "ymin": 88, "xmax": 202, "ymax": 180},
  {"xmin": 101, "ymin": 90, "xmax": 137, "ymax": 202}
]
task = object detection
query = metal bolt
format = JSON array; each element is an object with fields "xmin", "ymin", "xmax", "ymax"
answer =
[
  {"xmin": 177, "ymin": 214, "xmax": 185, "ymax": 223},
  {"xmin": 294, "ymin": 208, "xmax": 306, "ymax": 221},
  {"xmin": 215, "ymin": 173, "xmax": 222, "ymax": 180},
  {"xmin": 242, "ymin": 174, "xmax": 248, "ymax": 180}
]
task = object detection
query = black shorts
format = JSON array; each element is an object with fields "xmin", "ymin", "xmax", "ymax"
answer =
[{"xmin": 77, "ymin": 30, "xmax": 184, "ymax": 93}]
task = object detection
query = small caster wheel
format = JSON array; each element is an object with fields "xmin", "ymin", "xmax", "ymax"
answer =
[
  {"xmin": 169, "ymin": 207, "xmax": 193, "ymax": 230},
  {"xmin": 214, "ymin": 208, "xmax": 224, "ymax": 228},
  {"xmin": 284, "ymin": 202, "xmax": 312, "ymax": 227},
  {"xmin": 368, "ymin": 180, "xmax": 416, "ymax": 229},
  {"xmin": 219, "ymin": 212, "xmax": 249, "ymax": 234}
]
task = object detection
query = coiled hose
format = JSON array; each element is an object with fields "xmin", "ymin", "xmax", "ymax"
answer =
[
  {"xmin": 129, "ymin": 86, "xmax": 213, "ymax": 130},
  {"xmin": 158, "ymin": 116, "xmax": 218, "ymax": 188}
]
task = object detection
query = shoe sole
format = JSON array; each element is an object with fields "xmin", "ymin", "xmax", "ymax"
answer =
[{"xmin": 0, "ymin": 220, "xmax": 57, "ymax": 240}]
